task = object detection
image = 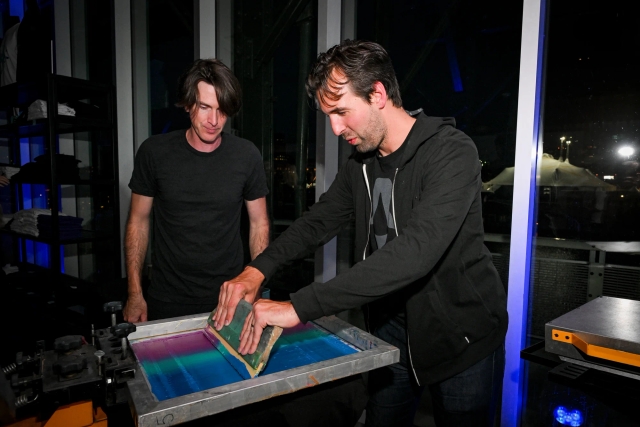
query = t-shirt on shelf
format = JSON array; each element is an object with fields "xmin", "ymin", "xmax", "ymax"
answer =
[
  {"xmin": 11, "ymin": 153, "xmax": 81, "ymax": 184},
  {"xmin": 7, "ymin": 208, "xmax": 83, "ymax": 239}
]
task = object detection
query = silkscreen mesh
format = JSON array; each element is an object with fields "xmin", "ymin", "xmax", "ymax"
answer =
[{"xmin": 131, "ymin": 322, "xmax": 360, "ymax": 401}]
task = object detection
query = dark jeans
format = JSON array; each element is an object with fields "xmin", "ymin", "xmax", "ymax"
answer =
[
  {"xmin": 366, "ymin": 318, "xmax": 505, "ymax": 427},
  {"xmin": 146, "ymin": 294, "xmax": 216, "ymax": 321}
]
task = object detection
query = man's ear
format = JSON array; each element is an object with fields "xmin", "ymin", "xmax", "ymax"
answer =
[{"xmin": 370, "ymin": 81, "xmax": 388, "ymax": 108}]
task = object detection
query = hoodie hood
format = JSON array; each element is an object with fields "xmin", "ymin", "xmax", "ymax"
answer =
[{"xmin": 357, "ymin": 111, "xmax": 457, "ymax": 168}]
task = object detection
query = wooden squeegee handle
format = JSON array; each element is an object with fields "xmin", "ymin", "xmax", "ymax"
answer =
[{"xmin": 551, "ymin": 329, "xmax": 640, "ymax": 368}]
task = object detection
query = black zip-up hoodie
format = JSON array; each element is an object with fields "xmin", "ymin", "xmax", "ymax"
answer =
[{"xmin": 250, "ymin": 112, "xmax": 508, "ymax": 385}]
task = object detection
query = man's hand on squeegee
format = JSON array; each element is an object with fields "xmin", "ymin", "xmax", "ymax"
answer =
[
  {"xmin": 238, "ymin": 300, "xmax": 301, "ymax": 355},
  {"xmin": 214, "ymin": 266, "xmax": 265, "ymax": 330}
]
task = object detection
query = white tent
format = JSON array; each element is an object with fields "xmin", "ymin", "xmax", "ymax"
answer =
[{"xmin": 483, "ymin": 153, "xmax": 616, "ymax": 192}]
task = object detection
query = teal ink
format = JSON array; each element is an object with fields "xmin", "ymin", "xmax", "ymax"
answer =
[{"xmin": 131, "ymin": 322, "xmax": 359, "ymax": 401}]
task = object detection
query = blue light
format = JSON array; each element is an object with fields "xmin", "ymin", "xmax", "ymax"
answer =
[
  {"xmin": 19, "ymin": 137, "xmax": 30, "ymax": 166},
  {"xmin": 554, "ymin": 406, "xmax": 583, "ymax": 426},
  {"xmin": 35, "ymin": 242, "xmax": 50, "ymax": 268},
  {"xmin": 500, "ymin": 1, "xmax": 548, "ymax": 425},
  {"xmin": 10, "ymin": 0, "xmax": 25, "ymax": 21},
  {"xmin": 445, "ymin": 36, "xmax": 464, "ymax": 92}
]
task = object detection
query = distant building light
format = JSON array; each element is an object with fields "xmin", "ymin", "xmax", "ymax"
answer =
[{"xmin": 603, "ymin": 175, "xmax": 615, "ymax": 180}]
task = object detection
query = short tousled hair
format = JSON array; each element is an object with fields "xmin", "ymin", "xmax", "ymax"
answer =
[
  {"xmin": 306, "ymin": 40, "xmax": 402, "ymax": 108},
  {"xmin": 175, "ymin": 59, "xmax": 242, "ymax": 117}
]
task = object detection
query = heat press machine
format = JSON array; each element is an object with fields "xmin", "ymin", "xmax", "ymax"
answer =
[
  {"xmin": 545, "ymin": 296, "xmax": 640, "ymax": 380},
  {"xmin": 2, "ymin": 302, "xmax": 399, "ymax": 426}
]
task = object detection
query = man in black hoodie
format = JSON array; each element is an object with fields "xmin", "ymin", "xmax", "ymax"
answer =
[{"xmin": 214, "ymin": 40, "xmax": 508, "ymax": 427}]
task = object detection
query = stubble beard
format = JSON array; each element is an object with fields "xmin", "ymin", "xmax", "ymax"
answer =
[
  {"xmin": 355, "ymin": 134, "xmax": 385, "ymax": 153},
  {"xmin": 354, "ymin": 111, "xmax": 387, "ymax": 154}
]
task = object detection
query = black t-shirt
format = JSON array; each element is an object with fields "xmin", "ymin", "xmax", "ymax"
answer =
[
  {"xmin": 368, "ymin": 138, "xmax": 410, "ymax": 326},
  {"xmin": 369, "ymin": 143, "xmax": 406, "ymax": 251},
  {"xmin": 129, "ymin": 130, "xmax": 269, "ymax": 305}
]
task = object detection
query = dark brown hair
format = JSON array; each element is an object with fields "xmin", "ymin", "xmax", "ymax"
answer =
[
  {"xmin": 306, "ymin": 40, "xmax": 402, "ymax": 108},
  {"xmin": 175, "ymin": 59, "xmax": 242, "ymax": 117}
]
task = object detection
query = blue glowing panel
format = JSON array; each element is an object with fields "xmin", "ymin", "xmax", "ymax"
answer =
[
  {"xmin": 9, "ymin": 0, "xmax": 24, "ymax": 20},
  {"xmin": 29, "ymin": 136, "xmax": 45, "ymax": 161},
  {"xmin": 25, "ymin": 239, "xmax": 34, "ymax": 264},
  {"xmin": 19, "ymin": 138, "xmax": 30, "ymax": 166},
  {"xmin": 554, "ymin": 406, "xmax": 583, "ymax": 426},
  {"xmin": 31, "ymin": 184, "xmax": 47, "ymax": 208},
  {"xmin": 34, "ymin": 242, "xmax": 50, "ymax": 268},
  {"xmin": 21, "ymin": 184, "xmax": 32, "ymax": 209}
]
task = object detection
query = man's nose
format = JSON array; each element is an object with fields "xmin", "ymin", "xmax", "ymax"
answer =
[
  {"xmin": 208, "ymin": 109, "xmax": 219, "ymax": 126},
  {"xmin": 329, "ymin": 116, "xmax": 345, "ymax": 136}
]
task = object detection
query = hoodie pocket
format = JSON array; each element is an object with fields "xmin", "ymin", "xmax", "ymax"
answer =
[{"xmin": 408, "ymin": 290, "xmax": 469, "ymax": 367}]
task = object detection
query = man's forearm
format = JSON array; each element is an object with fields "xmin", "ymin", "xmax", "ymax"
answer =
[
  {"xmin": 249, "ymin": 221, "xmax": 269, "ymax": 260},
  {"xmin": 125, "ymin": 218, "xmax": 149, "ymax": 295}
]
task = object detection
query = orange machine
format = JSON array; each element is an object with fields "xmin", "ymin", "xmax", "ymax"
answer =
[{"xmin": 6, "ymin": 400, "xmax": 107, "ymax": 427}]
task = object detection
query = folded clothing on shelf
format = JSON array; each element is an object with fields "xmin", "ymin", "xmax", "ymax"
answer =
[
  {"xmin": 27, "ymin": 99, "xmax": 76, "ymax": 120},
  {"xmin": 11, "ymin": 152, "xmax": 80, "ymax": 183},
  {"xmin": 8, "ymin": 208, "xmax": 83, "ymax": 239},
  {"xmin": 0, "ymin": 165, "xmax": 20, "ymax": 179},
  {"xmin": 66, "ymin": 100, "xmax": 103, "ymax": 120}
]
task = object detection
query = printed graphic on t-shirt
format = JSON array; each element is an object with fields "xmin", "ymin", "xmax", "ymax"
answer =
[{"xmin": 370, "ymin": 177, "xmax": 396, "ymax": 249}]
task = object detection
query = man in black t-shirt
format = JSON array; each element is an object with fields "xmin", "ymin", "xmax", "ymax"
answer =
[{"xmin": 123, "ymin": 59, "xmax": 269, "ymax": 322}]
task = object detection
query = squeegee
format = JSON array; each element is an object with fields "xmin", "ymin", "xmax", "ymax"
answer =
[{"xmin": 205, "ymin": 300, "xmax": 282, "ymax": 379}]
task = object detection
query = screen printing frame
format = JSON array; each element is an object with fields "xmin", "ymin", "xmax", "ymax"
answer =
[{"xmin": 126, "ymin": 314, "xmax": 399, "ymax": 427}]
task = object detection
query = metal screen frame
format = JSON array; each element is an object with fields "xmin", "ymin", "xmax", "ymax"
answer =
[{"xmin": 126, "ymin": 314, "xmax": 399, "ymax": 427}]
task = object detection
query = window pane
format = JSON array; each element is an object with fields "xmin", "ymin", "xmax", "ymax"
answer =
[
  {"xmin": 524, "ymin": 1, "xmax": 639, "ymax": 425},
  {"xmin": 148, "ymin": 0, "xmax": 194, "ymax": 135},
  {"xmin": 233, "ymin": 3, "xmax": 318, "ymax": 297}
]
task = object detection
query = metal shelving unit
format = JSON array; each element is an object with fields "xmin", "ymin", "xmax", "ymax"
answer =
[{"xmin": 0, "ymin": 74, "xmax": 120, "ymax": 286}]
